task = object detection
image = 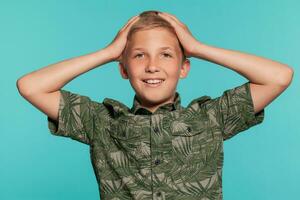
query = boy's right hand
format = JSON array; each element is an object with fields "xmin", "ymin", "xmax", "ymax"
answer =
[{"xmin": 104, "ymin": 15, "xmax": 140, "ymax": 62}]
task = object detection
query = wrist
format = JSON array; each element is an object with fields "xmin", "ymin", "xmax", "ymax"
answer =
[
  {"xmin": 91, "ymin": 48, "xmax": 115, "ymax": 65},
  {"xmin": 193, "ymin": 42, "xmax": 209, "ymax": 59},
  {"xmin": 99, "ymin": 47, "xmax": 117, "ymax": 62}
]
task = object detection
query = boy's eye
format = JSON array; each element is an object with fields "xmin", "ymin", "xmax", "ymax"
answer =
[
  {"xmin": 133, "ymin": 53, "xmax": 172, "ymax": 59},
  {"xmin": 162, "ymin": 53, "xmax": 172, "ymax": 58},
  {"xmin": 134, "ymin": 53, "xmax": 144, "ymax": 58}
]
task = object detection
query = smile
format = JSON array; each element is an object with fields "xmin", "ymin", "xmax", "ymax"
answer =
[{"xmin": 142, "ymin": 79, "xmax": 165, "ymax": 87}]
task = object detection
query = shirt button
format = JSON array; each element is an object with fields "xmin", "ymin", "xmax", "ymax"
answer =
[
  {"xmin": 187, "ymin": 126, "xmax": 192, "ymax": 132},
  {"xmin": 156, "ymin": 191, "xmax": 161, "ymax": 196},
  {"xmin": 154, "ymin": 159, "xmax": 161, "ymax": 165},
  {"xmin": 153, "ymin": 127, "xmax": 159, "ymax": 133}
]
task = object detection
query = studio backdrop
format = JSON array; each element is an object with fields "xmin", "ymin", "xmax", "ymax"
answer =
[{"xmin": 1, "ymin": 0, "xmax": 299, "ymax": 200}]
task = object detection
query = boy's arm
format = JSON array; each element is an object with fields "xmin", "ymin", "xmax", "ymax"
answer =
[
  {"xmin": 16, "ymin": 49, "xmax": 113, "ymax": 121},
  {"xmin": 16, "ymin": 15, "xmax": 140, "ymax": 121},
  {"xmin": 193, "ymin": 43, "xmax": 294, "ymax": 114},
  {"xmin": 158, "ymin": 12, "xmax": 294, "ymax": 114}
]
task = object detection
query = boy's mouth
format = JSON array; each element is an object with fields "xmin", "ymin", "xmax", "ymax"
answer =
[{"xmin": 142, "ymin": 78, "xmax": 165, "ymax": 87}]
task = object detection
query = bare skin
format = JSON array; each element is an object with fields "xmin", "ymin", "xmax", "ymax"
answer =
[
  {"xmin": 16, "ymin": 15, "xmax": 140, "ymax": 121},
  {"xmin": 118, "ymin": 28, "xmax": 190, "ymax": 113},
  {"xmin": 158, "ymin": 11, "xmax": 294, "ymax": 114},
  {"xmin": 17, "ymin": 11, "xmax": 294, "ymax": 121}
]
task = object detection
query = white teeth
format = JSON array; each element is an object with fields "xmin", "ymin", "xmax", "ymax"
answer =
[{"xmin": 144, "ymin": 79, "xmax": 163, "ymax": 84}]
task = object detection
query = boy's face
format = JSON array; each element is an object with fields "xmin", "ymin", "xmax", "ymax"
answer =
[{"xmin": 118, "ymin": 28, "xmax": 190, "ymax": 113}]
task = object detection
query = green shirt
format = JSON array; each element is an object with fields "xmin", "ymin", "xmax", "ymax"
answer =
[{"xmin": 48, "ymin": 81, "xmax": 264, "ymax": 200}]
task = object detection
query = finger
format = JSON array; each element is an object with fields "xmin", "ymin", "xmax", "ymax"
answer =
[
  {"xmin": 127, "ymin": 15, "xmax": 140, "ymax": 25},
  {"xmin": 121, "ymin": 15, "xmax": 139, "ymax": 31},
  {"xmin": 158, "ymin": 12, "xmax": 179, "ymax": 26},
  {"xmin": 159, "ymin": 12, "xmax": 183, "ymax": 26},
  {"xmin": 158, "ymin": 13, "xmax": 177, "ymax": 26}
]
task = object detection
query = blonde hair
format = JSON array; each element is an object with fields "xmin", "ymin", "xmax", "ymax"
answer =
[{"xmin": 125, "ymin": 10, "xmax": 186, "ymax": 63}]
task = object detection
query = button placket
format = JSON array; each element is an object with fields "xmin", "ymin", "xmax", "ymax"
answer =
[
  {"xmin": 151, "ymin": 116, "xmax": 166, "ymax": 200},
  {"xmin": 153, "ymin": 126, "xmax": 161, "ymax": 166}
]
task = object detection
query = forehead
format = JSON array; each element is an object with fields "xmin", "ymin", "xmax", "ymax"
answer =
[{"xmin": 127, "ymin": 28, "xmax": 180, "ymax": 51}]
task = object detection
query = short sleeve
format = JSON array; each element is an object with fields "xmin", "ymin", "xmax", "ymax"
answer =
[
  {"xmin": 47, "ymin": 89, "xmax": 96, "ymax": 145},
  {"xmin": 212, "ymin": 81, "xmax": 265, "ymax": 140}
]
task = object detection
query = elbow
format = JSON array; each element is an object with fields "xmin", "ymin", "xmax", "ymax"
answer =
[
  {"xmin": 16, "ymin": 77, "xmax": 31, "ymax": 97},
  {"xmin": 16, "ymin": 78, "xmax": 25, "ymax": 96},
  {"xmin": 278, "ymin": 66, "xmax": 294, "ymax": 87}
]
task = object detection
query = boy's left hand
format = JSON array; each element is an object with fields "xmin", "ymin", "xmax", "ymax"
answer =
[{"xmin": 158, "ymin": 12, "xmax": 202, "ymax": 58}]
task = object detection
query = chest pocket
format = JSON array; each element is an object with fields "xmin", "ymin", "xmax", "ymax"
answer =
[
  {"xmin": 169, "ymin": 119, "xmax": 208, "ymax": 137},
  {"xmin": 106, "ymin": 120, "xmax": 142, "ymax": 141},
  {"xmin": 169, "ymin": 118, "xmax": 222, "ymax": 148},
  {"xmin": 169, "ymin": 122, "xmax": 203, "ymax": 165}
]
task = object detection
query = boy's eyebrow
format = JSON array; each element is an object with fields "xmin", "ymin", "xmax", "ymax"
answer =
[{"xmin": 132, "ymin": 46, "xmax": 174, "ymax": 51}]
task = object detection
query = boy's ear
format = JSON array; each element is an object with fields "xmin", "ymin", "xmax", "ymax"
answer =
[
  {"xmin": 118, "ymin": 62, "xmax": 129, "ymax": 79},
  {"xmin": 179, "ymin": 59, "xmax": 191, "ymax": 79}
]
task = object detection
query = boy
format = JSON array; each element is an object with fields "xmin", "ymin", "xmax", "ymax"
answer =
[{"xmin": 17, "ymin": 10, "xmax": 293, "ymax": 200}]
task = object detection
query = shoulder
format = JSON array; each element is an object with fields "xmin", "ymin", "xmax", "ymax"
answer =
[
  {"xmin": 187, "ymin": 82, "xmax": 251, "ymax": 110},
  {"xmin": 60, "ymin": 89, "xmax": 114, "ymax": 121},
  {"xmin": 186, "ymin": 95, "xmax": 212, "ymax": 111}
]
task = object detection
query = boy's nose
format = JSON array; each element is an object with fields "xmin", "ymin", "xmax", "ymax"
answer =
[
  {"xmin": 145, "ymin": 58, "xmax": 160, "ymax": 72},
  {"xmin": 145, "ymin": 65, "xmax": 159, "ymax": 72}
]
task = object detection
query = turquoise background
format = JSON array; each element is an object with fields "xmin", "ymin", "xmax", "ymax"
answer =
[{"xmin": 1, "ymin": 0, "xmax": 299, "ymax": 199}]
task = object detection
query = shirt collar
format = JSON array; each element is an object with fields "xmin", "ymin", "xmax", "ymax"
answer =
[{"xmin": 130, "ymin": 92, "xmax": 182, "ymax": 115}]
